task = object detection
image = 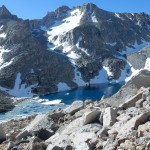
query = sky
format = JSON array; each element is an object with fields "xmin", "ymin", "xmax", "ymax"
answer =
[{"xmin": 0, "ymin": 0, "xmax": 150, "ymax": 19}]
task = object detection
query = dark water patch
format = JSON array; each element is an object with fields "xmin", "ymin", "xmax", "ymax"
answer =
[
  {"xmin": 0, "ymin": 83, "xmax": 123, "ymax": 122},
  {"xmin": 40, "ymin": 83, "xmax": 123, "ymax": 104}
]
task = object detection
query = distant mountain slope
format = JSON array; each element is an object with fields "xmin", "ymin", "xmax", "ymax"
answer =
[{"xmin": 0, "ymin": 3, "xmax": 150, "ymax": 97}]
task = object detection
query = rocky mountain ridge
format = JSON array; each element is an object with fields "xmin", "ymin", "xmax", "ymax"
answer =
[{"xmin": 0, "ymin": 3, "xmax": 150, "ymax": 98}]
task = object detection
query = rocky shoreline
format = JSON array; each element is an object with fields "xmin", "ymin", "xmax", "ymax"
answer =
[
  {"xmin": 0, "ymin": 91, "xmax": 15, "ymax": 113},
  {"xmin": 0, "ymin": 70, "xmax": 150, "ymax": 150}
]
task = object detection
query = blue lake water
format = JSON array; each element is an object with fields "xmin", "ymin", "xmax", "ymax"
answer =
[{"xmin": 0, "ymin": 83, "xmax": 123, "ymax": 122}]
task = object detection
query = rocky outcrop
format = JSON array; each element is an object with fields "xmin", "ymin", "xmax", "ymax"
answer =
[
  {"xmin": 0, "ymin": 91, "xmax": 14, "ymax": 112},
  {"xmin": 107, "ymin": 70, "xmax": 150, "ymax": 107},
  {"xmin": 127, "ymin": 44, "xmax": 150, "ymax": 70},
  {"xmin": 0, "ymin": 6, "xmax": 75, "ymax": 96},
  {"xmin": 0, "ymin": 5, "xmax": 17, "ymax": 20}
]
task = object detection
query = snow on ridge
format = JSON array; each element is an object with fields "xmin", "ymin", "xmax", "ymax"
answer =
[
  {"xmin": 76, "ymin": 37, "xmax": 90, "ymax": 56},
  {"xmin": 0, "ymin": 25, "xmax": 3, "ymax": 31},
  {"xmin": 121, "ymin": 40, "xmax": 149, "ymax": 55},
  {"xmin": 0, "ymin": 73, "xmax": 37, "ymax": 98},
  {"xmin": 0, "ymin": 46, "xmax": 13, "ymax": 70},
  {"xmin": 0, "ymin": 46, "xmax": 10, "ymax": 64},
  {"xmin": 125, "ymin": 58, "xmax": 150, "ymax": 82},
  {"xmin": 0, "ymin": 58, "xmax": 14, "ymax": 70},
  {"xmin": 57, "ymin": 82, "xmax": 71, "ymax": 92},
  {"xmin": 73, "ymin": 64, "xmax": 87, "ymax": 87},
  {"xmin": 91, "ymin": 12, "xmax": 98, "ymax": 23},
  {"xmin": 47, "ymin": 8, "xmax": 84, "ymax": 48},
  {"xmin": 115, "ymin": 13, "xmax": 124, "ymax": 20},
  {"xmin": 0, "ymin": 25, "xmax": 6, "ymax": 38},
  {"xmin": 115, "ymin": 13, "xmax": 120, "ymax": 18},
  {"xmin": 68, "ymin": 58, "xmax": 87, "ymax": 87},
  {"xmin": 46, "ymin": 8, "xmax": 85, "ymax": 58},
  {"xmin": 90, "ymin": 64, "xmax": 131, "ymax": 84},
  {"xmin": 91, "ymin": 15, "xmax": 98, "ymax": 23}
]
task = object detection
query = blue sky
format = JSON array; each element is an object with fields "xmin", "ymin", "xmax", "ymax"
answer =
[{"xmin": 0, "ymin": 0, "xmax": 150, "ymax": 19}]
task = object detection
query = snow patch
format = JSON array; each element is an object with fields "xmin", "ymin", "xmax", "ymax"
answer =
[
  {"xmin": 73, "ymin": 65, "xmax": 87, "ymax": 86},
  {"xmin": 118, "ymin": 64, "xmax": 131, "ymax": 82},
  {"xmin": 76, "ymin": 37, "xmax": 90, "ymax": 56},
  {"xmin": 90, "ymin": 68, "xmax": 108, "ymax": 84},
  {"xmin": 0, "ymin": 73, "xmax": 37, "ymax": 97},
  {"xmin": 144, "ymin": 58, "xmax": 150, "ymax": 71},
  {"xmin": 115, "ymin": 13, "xmax": 124, "ymax": 20},
  {"xmin": 0, "ymin": 46, "xmax": 13, "ymax": 70},
  {"xmin": 115, "ymin": 13, "xmax": 120, "ymax": 18},
  {"xmin": 0, "ymin": 33, "xmax": 6, "ymax": 38},
  {"xmin": 0, "ymin": 46, "xmax": 9, "ymax": 63},
  {"xmin": 91, "ymin": 15, "xmax": 98, "ymax": 23},
  {"xmin": 40, "ymin": 26, "xmax": 48, "ymax": 31},
  {"xmin": 90, "ymin": 64, "xmax": 131, "ymax": 84},
  {"xmin": 47, "ymin": 8, "xmax": 84, "ymax": 47},
  {"xmin": 121, "ymin": 41, "xmax": 149, "ymax": 55},
  {"xmin": 0, "ymin": 58, "xmax": 14, "ymax": 70},
  {"xmin": 125, "ymin": 62, "xmax": 143, "ymax": 82},
  {"xmin": 125, "ymin": 58, "xmax": 150, "ymax": 82},
  {"xmin": 67, "ymin": 51, "xmax": 80, "ymax": 59},
  {"xmin": 103, "ymin": 66, "xmax": 113, "ymax": 76},
  {"xmin": 57, "ymin": 82, "xmax": 71, "ymax": 92},
  {"xmin": 41, "ymin": 99, "xmax": 63, "ymax": 105},
  {"xmin": 0, "ymin": 25, "xmax": 3, "ymax": 31}
]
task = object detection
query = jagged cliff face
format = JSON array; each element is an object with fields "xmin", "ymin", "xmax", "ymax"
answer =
[
  {"xmin": 0, "ymin": 5, "xmax": 75, "ymax": 96},
  {"xmin": 0, "ymin": 3, "xmax": 150, "ymax": 97}
]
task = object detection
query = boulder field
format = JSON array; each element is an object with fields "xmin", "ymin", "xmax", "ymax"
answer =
[{"xmin": 0, "ymin": 73, "xmax": 150, "ymax": 149}]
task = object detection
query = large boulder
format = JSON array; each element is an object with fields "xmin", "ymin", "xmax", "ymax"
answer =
[
  {"xmin": 25, "ymin": 114, "xmax": 56, "ymax": 132},
  {"xmin": 119, "ymin": 90, "xmax": 143, "ymax": 109},
  {"xmin": 61, "ymin": 109, "xmax": 101, "ymax": 134},
  {"xmin": 103, "ymin": 107, "xmax": 117, "ymax": 127},
  {"xmin": 71, "ymin": 132, "xmax": 97, "ymax": 150},
  {"xmin": 0, "ymin": 125, "xmax": 6, "ymax": 143},
  {"xmin": 83, "ymin": 109, "xmax": 101, "ymax": 125},
  {"xmin": 65, "ymin": 101, "xmax": 84, "ymax": 115},
  {"xmin": 17, "ymin": 114, "xmax": 56, "ymax": 140},
  {"xmin": 46, "ymin": 125, "xmax": 99, "ymax": 150}
]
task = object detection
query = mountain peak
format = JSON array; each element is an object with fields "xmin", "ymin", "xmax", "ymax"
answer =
[
  {"xmin": 53, "ymin": 5, "xmax": 71, "ymax": 20},
  {"xmin": 82, "ymin": 3, "xmax": 98, "ymax": 11},
  {"xmin": 80, "ymin": 3, "xmax": 108, "ymax": 15},
  {"xmin": 0, "ymin": 5, "xmax": 13, "ymax": 19},
  {"xmin": 55, "ymin": 5, "xmax": 71, "ymax": 13}
]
